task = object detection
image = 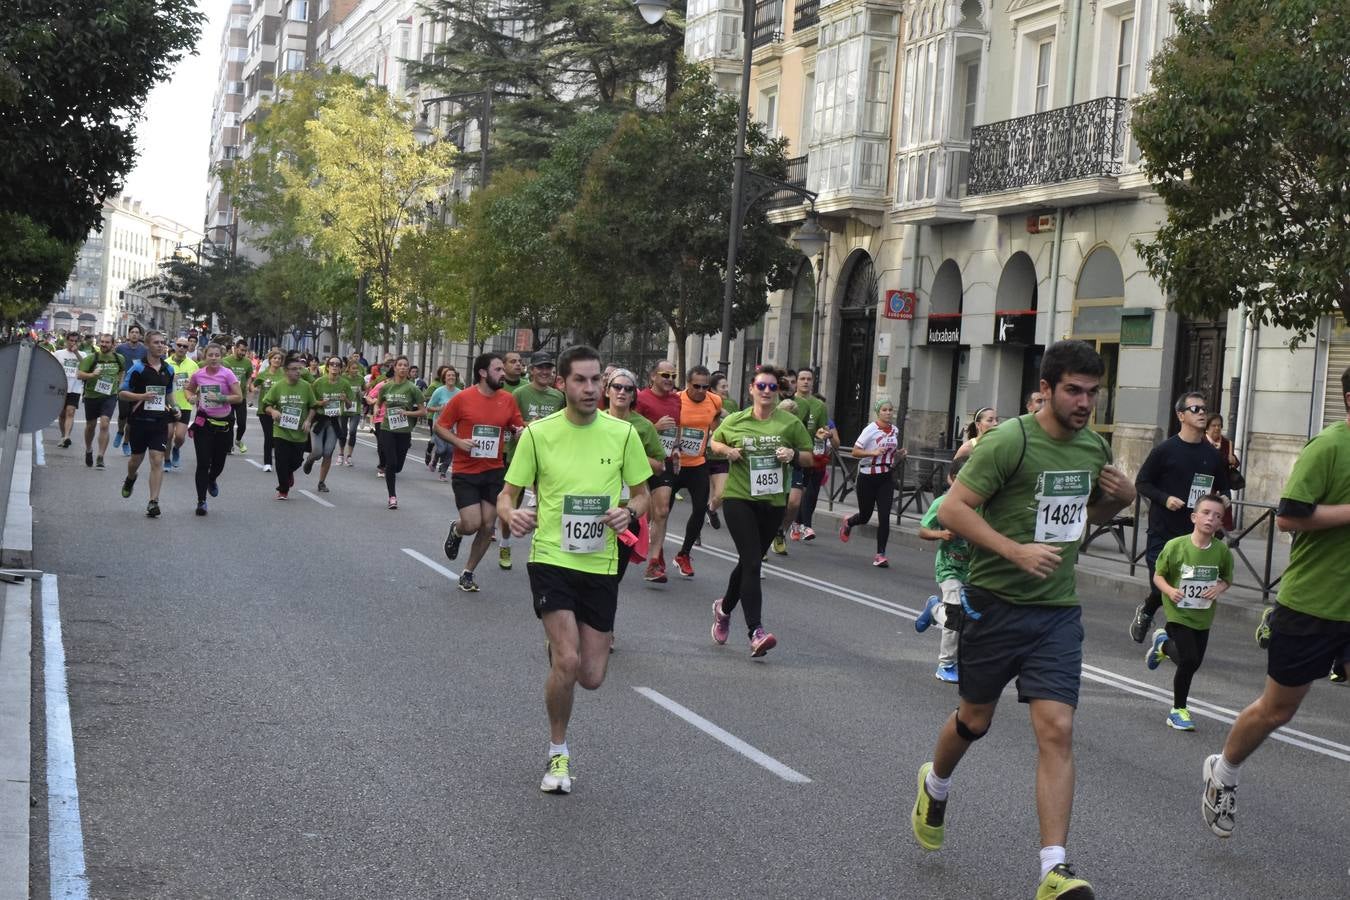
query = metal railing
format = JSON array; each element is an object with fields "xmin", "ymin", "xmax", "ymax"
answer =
[
  {"xmin": 794, "ymin": 0, "xmax": 820, "ymax": 30},
  {"xmin": 765, "ymin": 155, "xmax": 810, "ymax": 209},
  {"xmin": 968, "ymin": 96, "xmax": 1128, "ymax": 195},
  {"xmin": 752, "ymin": 0, "xmax": 784, "ymax": 47}
]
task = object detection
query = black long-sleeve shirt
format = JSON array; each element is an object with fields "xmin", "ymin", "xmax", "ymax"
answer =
[{"xmin": 1135, "ymin": 434, "xmax": 1231, "ymax": 537}]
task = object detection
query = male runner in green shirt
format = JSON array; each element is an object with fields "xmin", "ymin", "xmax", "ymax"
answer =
[{"xmin": 221, "ymin": 338, "xmax": 254, "ymax": 453}]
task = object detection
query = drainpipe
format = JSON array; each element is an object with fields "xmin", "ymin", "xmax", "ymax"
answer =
[
  {"xmin": 810, "ymin": 235, "xmax": 831, "ymax": 382},
  {"xmin": 897, "ymin": 224, "xmax": 920, "ymax": 446},
  {"xmin": 1045, "ymin": 0, "xmax": 1086, "ymax": 342},
  {"xmin": 1233, "ymin": 314, "xmax": 1258, "ymax": 485},
  {"xmin": 1226, "ymin": 302, "xmax": 1248, "ymax": 439}
]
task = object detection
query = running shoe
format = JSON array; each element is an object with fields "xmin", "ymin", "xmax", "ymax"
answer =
[
  {"xmin": 1167, "ymin": 707, "xmax": 1195, "ymax": 731},
  {"xmin": 749, "ymin": 627, "xmax": 777, "ymax": 657},
  {"xmin": 208, "ymin": 481, "xmax": 219, "ymax": 498},
  {"xmin": 1146, "ymin": 628, "xmax": 1168, "ymax": 670},
  {"xmin": 59, "ymin": 438, "xmax": 71, "ymax": 449},
  {"xmin": 438, "ymin": 472, "xmax": 448, "ymax": 482},
  {"xmin": 674, "ymin": 553, "xmax": 694, "ymax": 578},
  {"xmin": 771, "ymin": 532, "xmax": 788, "ymax": 555},
  {"xmin": 707, "ymin": 509, "xmax": 721, "ymax": 530},
  {"xmin": 540, "ymin": 753, "xmax": 572, "ymax": 794},
  {"xmin": 95, "ymin": 456, "xmax": 104, "ymax": 469},
  {"xmin": 388, "ymin": 496, "xmax": 398, "ymax": 510},
  {"xmin": 444, "ymin": 521, "xmax": 463, "ymax": 561},
  {"xmin": 935, "ymin": 664, "xmax": 958, "ymax": 683},
  {"xmin": 839, "ymin": 521, "xmax": 851, "ymax": 542},
  {"xmin": 790, "ymin": 523, "xmax": 803, "ymax": 542},
  {"xmin": 911, "ymin": 762, "xmax": 946, "ymax": 851},
  {"xmin": 376, "ymin": 467, "xmax": 385, "ymax": 478},
  {"xmin": 316, "ymin": 481, "xmax": 329, "ymax": 493},
  {"xmin": 263, "ymin": 464, "xmax": 272, "ymax": 473},
  {"xmin": 458, "ymin": 571, "xmax": 479, "ymax": 592},
  {"xmin": 121, "ymin": 475, "xmax": 136, "ymax": 498},
  {"xmin": 344, "ymin": 457, "xmax": 354, "ymax": 467},
  {"xmin": 499, "ymin": 546, "xmax": 512, "ymax": 569},
  {"xmin": 1202, "ymin": 754, "xmax": 1237, "ymax": 837},
  {"xmin": 336, "ymin": 454, "xmax": 345, "ymax": 466},
  {"xmin": 643, "ymin": 562, "xmax": 667, "ymax": 583},
  {"xmin": 85, "ymin": 451, "xmax": 93, "ymax": 467},
  {"xmin": 1332, "ymin": 662, "xmax": 1347, "ymax": 684},
  {"xmin": 236, "ymin": 440, "xmax": 247, "ymax": 453},
  {"xmin": 275, "ymin": 491, "xmax": 289, "ymax": 500},
  {"xmin": 915, "ymin": 595, "xmax": 941, "ymax": 633},
  {"xmin": 1035, "ymin": 863, "xmax": 1094, "ymax": 899},
  {"xmin": 711, "ymin": 599, "xmax": 730, "ymax": 644},
  {"xmin": 195, "ymin": 502, "xmax": 208, "ymax": 516},
  {"xmin": 113, "ymin": 432, "xmax": 122, "ymax": 449},
  {"xmin": 1129, "ymin": 603, "xmax": 1152, "ymax": 643},
  {"xmin": 122, "ymin": 441, "xmax": 132, "ymax": 457},
  {"xmin": 802, "ymin": 526, "xmax": 816, "ymax": 541},
  {"xmin": 1255, "ymin": 606, "xmax": 1274, "ymax": 649},
  {"xmin": 171, "ymin": 446, "xmax": 180, "ymax": 467},
  {"xmin": 303, "ymin": 455, "xmax": 315, "ymax": 475},
  {"xmin": 145, "ymin": 500, "xmax": 160, "ymax": 518},
  {"xmin": 873, "ymin": 554, "xmax": 889, "ymax": 568}
]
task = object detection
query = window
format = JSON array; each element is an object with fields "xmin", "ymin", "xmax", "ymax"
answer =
[
  {"xmin": 289, "ymin": 0, "xmax": 309, "ymax": 22},
  {"xmin": 1034, "ymin": 39, "xmax": 1053, "ymax": 111},
  {"xmin": 285, "ymin": 50, "xmax": 306, "ymax": 71},
  {"xmin": 1114, "ymin": 15, "xmax": 1134, "ymax": 97},
  {"xmin": 230, "ymin": 46, "xmax": 248, "ymax": 62},
  {"xmin": 758, "ymin": 87, "xmax": 778, "ymax": 136},
  {"xmin": 864, "ymin": 42, "xmax": 892, "ymax": 134},
  {"xmin": 800, "ymin": 72, "xmax": 814, "ymax": 148},
  {"xmin": 319, "ymin": 0, "xmax": 330, "ymax": 14},
  {"xmin": 958, "ymin": 60, "xmax": 979, "ymax": 140}
]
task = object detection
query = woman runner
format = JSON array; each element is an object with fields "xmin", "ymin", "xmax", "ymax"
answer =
[
  {"xmin": 372, "ymin": 356, "xmax": 427, "ymax": 509},
  {"xmin": 705, "ymin": 370, "xmax": 737, "ymax": 530},
  {"xmin": 839, "ymin": 399, "xmax": 906, "ymax": 566},
  {"xmin": 707, "ymin": 366, "xmax": 812, "ymax": 657},
  {"xmin": 426, "ymin": 366, "xmax": 460, "ymax": 481},
  {"xmin": 953, "ymin": 406, "xmax": 999, "ymax": 461},
  {"xmin": 184, "ymin": 342, "xmax": 243, "ymax": 516},
  {"xmin": 603, "ymin": 368, "xmax": 666, "ymax": 582},
  {"xmin": 340, "ymin": 358, "xmax": 364, "ymax": 466},
  {"xmin": 259, "ymin": 353, "xmax": 316, "ymax": 500},
  {"xmin": 304, "ymin": 356, "xmax": 353, "ymax": 492},
  {"xmin": 251, "ymin": 349, "xmax": 286, "ymax": 472}
]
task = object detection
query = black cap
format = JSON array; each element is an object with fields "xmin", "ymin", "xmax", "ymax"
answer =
[{"xmin": 528, "ymin": 351, "xmax": 554, "ymax": 368}]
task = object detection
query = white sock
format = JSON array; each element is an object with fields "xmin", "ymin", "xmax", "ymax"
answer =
[
  {"xmin": 549, "ymin": 742, "xmax": 568, "ymax": 759},
  {"xmin": 1039, "ymin": 845, "xmax": 1066, "ymax": 879},
  {"xmin": 1214, "ymin": 754, "xmax": 1240, "ymax": 787},
  {"xmin": 501, "ymin": 534, "xmax": 512, "ymax": 549},
  {"xmin": 924, "ymin": 768, "xmax": 951, "ymax": 801}
]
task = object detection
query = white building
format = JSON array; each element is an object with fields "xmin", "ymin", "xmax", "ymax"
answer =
[{"xmin": 205, "ymin": 3, "xmax": 252, "ymax": 254}]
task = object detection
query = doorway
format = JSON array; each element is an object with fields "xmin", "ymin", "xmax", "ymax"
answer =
[
  {"xmin": 1171, "ymin": 318, "xmax": 1226, "ymax": 435},
  {"xmin": 833, "ymin": 251, "xmax": 878, "ymax": 444}
]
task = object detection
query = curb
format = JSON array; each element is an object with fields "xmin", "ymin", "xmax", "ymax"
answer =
[
  {"xmin": 0, "ymin": 431, "xmax": 33, "ymax": 900},
  {"xmin": 1, "ymin": 434, "xmax": 33, "ymax": 569}
]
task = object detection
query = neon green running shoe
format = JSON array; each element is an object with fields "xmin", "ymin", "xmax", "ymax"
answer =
[
  {"xmin": 771, "ymin": 532, "xmax": 788, "ymax": 555},
  {"xmin": 911, "ymin": 762, "xmax": 946, "ymax": 851},
  {"xmin": 540, "ymin": 753, "xmax": 572, "ymax": 794},
  {"xmin": 1035, "ymin": 863, "xmax": 1095, "ymax": 899},
  {"xmin": 1255, "ymin": 606, "xmax": 1274, "ymax": 649}
]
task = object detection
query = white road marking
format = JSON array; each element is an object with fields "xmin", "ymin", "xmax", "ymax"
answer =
[
  {"xmin": 402, "ymin": 547, "xmax": 460, "ymax": 581},
  {"xmin": 635, "ymin": 687, "xmax": 811, "ymax": 784},
  {"xmin": 298, "ymin": 489, "xmax": 335, "ymax": 508},
  {"xmin": 245, "ymin": 459, "xmax": 265, "ymax": 469},
  {"xmin": 41, "ymin": 575, "xmax": 91, "ymax": 900}
]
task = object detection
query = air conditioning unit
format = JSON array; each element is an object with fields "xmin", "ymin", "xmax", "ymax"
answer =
[{"xmin": 1026, "ymin": 213, "xmax": 1056, "ymax": 234}]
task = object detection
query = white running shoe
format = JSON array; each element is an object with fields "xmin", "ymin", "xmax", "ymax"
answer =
[{"xmin": 540, "ymin": 754, "xmax": 572, "ymax": 794}]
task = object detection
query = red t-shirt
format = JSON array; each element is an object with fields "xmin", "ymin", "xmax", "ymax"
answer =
[
  {"xmin": 437, "ymin": 386, "xmax": 524, "ymax": 474},
  {"xmin": 636, "ymin": 387, "xmax": 682, "ymax": 460}
]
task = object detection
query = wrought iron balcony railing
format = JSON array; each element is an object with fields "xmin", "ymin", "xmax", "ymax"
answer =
[
  {"xmin": 766, "ymin": 155, "xmax": 809, "ymax": 209},
  {"xmin": 752, "ymin": 0, "xmax": 784, "ymax": 48},
  {"xmin": 968, "ymin": 96, "xmax": 1128, "ymax": 196},
  {"xmin": 794, "ymin": 0, "xmax": 820, "ymax": 30}
]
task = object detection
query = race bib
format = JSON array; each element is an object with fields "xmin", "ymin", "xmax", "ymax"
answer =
[
  {"xmin": 174, "ymin": 372, "xmax": 188, "ymax": 391},
  {"xmin": 346, "ymin": 398, "xmax": 359, "ymax": 414},
  {"xmin": 199, "ymin": 384, "xmax": 222, "ymax": 408},
  {"xmin": 1187, "ymin": 473, "xmax": 1215, "ymax": 509},
  {"xmin": 813, "ymin": 437, "xmax": 829, "ymax": 457},
  {"xmin": 749, "ymin": 453, "xmax": 783, "ymax": 497},
  {"xmin": 470, "ymin": 424, "xmax": 502, "ymax": 458},
  {"xmin": 1035, "ymin": 470, "xmax": 1091, "ymax": 543},
  {"xmin": 386, "ymin": 408, "xmax": 408, "ymax": 430},
  {"xmin": 1176, "ymin": 564, "xmax": 1220, "ymax": 609},
  {"xmin": 280, "ymin": 405, "xmax": 302, "ymax": 430},
  {"xmin": 62, "ymin": 358, "xmax": 78, "ymax": 373},
  {"xmin": 95, "ymin": 377, "xmax": 113, "ymax": 395},
  {"xmin": 143, "ymin": 385, "xmax": 166, "ymax": 412},
  {"xmin": 324, "ymin": 399, "xmax": 341, "ymax": 417},
  {"xmin": 659, "ymin": 427, "xmax": 678, "ymax": 458},
  {"xmin": 677, "ymin": 426, "xmax": 706, "ymax": 456},
  {"xmin": 562, "ymin": 494, "xmax": 608, "ymax": 553}
]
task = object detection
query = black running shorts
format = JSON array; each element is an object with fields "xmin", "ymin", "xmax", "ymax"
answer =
[
  {"xmin": 528, "ymin": 561, "xmax": 619, "ymax": 633},
  {"xmin": 451, "ymin": 469, "xmax": 505, "ymax": 509},
  {"xmin": 956, "ymin": 586, "xmax": 1085, "ymax": 707},
  {"xmin": 1266, "ymin": 604, "xmax": 1350, "ymax": 687}
]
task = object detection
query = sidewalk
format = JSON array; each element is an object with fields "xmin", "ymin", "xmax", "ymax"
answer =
[{"xmin": 0, "ymin": 432, "xmax": 35, "ymax": 900}]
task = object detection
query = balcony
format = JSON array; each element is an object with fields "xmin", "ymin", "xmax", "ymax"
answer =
[
  {"xmin": 891, "ymin": 142, "xmax": 975, "ymax": 225},
  {"xmin": 765, "ymin": 155, "xmax": 810, "ymax": 221},
  {"xmin": 963, "ymin": 96, "xmax": 1142, "ymax": 214},
  {"xmin": 752, "ymin": 0, "xmax": 783, "ymax": 49},
  {"xmin": 793, "ymin": 0, "xmax": 819, "ymax": 31}
]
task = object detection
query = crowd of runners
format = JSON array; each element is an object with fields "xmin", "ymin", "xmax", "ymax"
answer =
[{"xmin": 39, "ymin": 329, "xmax": 1350, "ymax": 899}]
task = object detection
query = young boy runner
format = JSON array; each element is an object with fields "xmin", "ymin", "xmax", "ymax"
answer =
[
  {"xmin": 1145, "ymin": 494, "xmax": 1234, "ymax": 731},
  {"xmin": 915, "ymin": 456, "xmax": 970, "ymax": 683}
]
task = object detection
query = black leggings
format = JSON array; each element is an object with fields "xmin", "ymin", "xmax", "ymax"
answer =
[
  {"xmin": 192, "ymin": 419, "xmax": 232, "ymax": 503},
  {"xmin": 375, "ymin": 422, "xmax": 386, "ymax": 468},
  {"xmin": 847, "ymin": 470, "xmax": 895, "ymax": 554},
  {"xmin": 795, "ymin": 467, "xmax": 825, "ymax": 528},
  {"xmin": 674, "ymin": 464, "xmax": 711, "ymax": 556},
  {"xmin": 274, "ymin": 438, "xmax": 304, "ymax": 493},
  {"xmin": 258, "ymin": 413, "xmax": 276, "ymax": 465},
  {"xmin": 231, "ymin": 402, "xmax": 247, "ymax": 440},
  {"xmin": 615, "ymin": 514, "xmax": 642, "ymax": 583},
  {"xmin": 377, "ymin": 429, "xmax": 412, "ymax": 496},
  {"xmin": 722, "ymin": 498, "xmax": 781, "ymax": 638},
  {"xmin": 1163, "ymin": 621, "xmax": 1210, "ymax": 708}
]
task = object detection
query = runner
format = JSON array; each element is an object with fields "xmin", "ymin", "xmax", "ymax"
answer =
[
  {"xmin": 304, "ymin": 356, "xmax": 354, "ymax": 494},
  {"xmin": 340, "ymin": 357, "xmax": 365, "ymax": 466},
  {"xmin": 437, "ymin": 353, "xmax": 524, "ymax": 592},
  {"xmin": 671, "ymin": 366, "xmax": 722, "ymax": 577},
  {"xmin": 372, "ymin": 356, "xmax": 426, "ymax": 509},
  {"xmin": 259, "ymin": 353, "xmax": 317, "ymax": 500},
  {"xmin": 635, "ymin": 359, "xmax": 681, "ymax": 582},
  {"xmin": 776, "ymin": 368, "xmax": 835, "ymax": 552},
  {"xmin": 501, "ymin": 350, "xmax": 524, "ymax": 392},
  {"xmin": 1145, "ymin": 494, "xmax": 1234, "ymax": 731},
  {"xmin": 705, "ymin": 371, "xmax": 737, "ymax": 530},
  {"xmin": 1200, "ymin": 367, "xmax": 1350, "ymax": 839},
  {"xmin": 252, "ymin": 349, "xmax": 286, "ymax": 472},
  {"xmin": 166, "ymin": 337, "xmax": 199, "ymax": 469},
  {"xmin": 707, "ymin": 366, "xmax": 813, "ymax": 658},
  {"xmin": 916, "ymin": 457, "xmax": 971, "ymax": 682},
  {"xmin": 117, "ymin": 330, "xmax": 178, "ymax": 518},
  {"xmin": 839, "ymin": 399, "xmax": 905, "ymax": 567},
  {"xmin": 603, "ymin": 368, "xmax": 666, "ymax": 585},
  {"xmin": 506, "ymin": 351, "xmax": 566, "ymax": 570},
  {"xmin": 909, "ymin": 340, "xmax": 1134, "ymax": 899},
  {"xmin": 52, "ymin": 332, "xmax": 84, "ymax": 448},
  {"xmin": 1026, "ymin": 391, "xmax": 1046, "ymax": 414},
  {"xmin": 112, "ymin": 325, "xmax": 148, "ymax": 456},
  {"xmin": 185, "ymin": 333, "xmax": 199, "ymax": 361},
  {"xmin": 425, "ymin": 365, "xmax": 459, "ymax": 481},
  {"xmin": 952, "ymin": 406, "xmax": 999, "ymax": 461},
  {"xmin": 496, "ymin": 344, "xmax": 651, "ymax": 794},
  {"xmin": 75, "ymin": 332, "xmax": 127, "ymax": 469},
  {"xmin": 1127, "ymin": 392, "xmax": 1231, "ymax": 643},
  {"xmin": 184, "ymin": 342, "xmax": 243, "ymax": 515},
  {"xmin": 221, "ymin": 338, "xmax": 254, "ymax": 453}
]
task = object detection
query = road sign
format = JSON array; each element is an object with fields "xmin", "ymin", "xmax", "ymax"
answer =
[{"xmin": 0, "ymin": 341, "xmax": 66, "ymax": 433}]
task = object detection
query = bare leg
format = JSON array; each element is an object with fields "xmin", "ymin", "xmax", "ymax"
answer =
[
  {"xmin": 1029, "ymin": 699, "xmax": 1076, "ymax": 849},
  {"xmin": 147, "ymin": 450, "xmax": 165, "ymax": 501},
  {"xmin": 464, "ymin": 500, "xmax": 497, "ymax": 573},
  {"xmin": 646, "ymin": 486, "xmax": 671, "ymax": 562},
  {"xmin": 97, "ymin": 417, "xmax": 111, "ymax": 456},
  {"xmin": 932, "ymin": 699, "xmax": 997, "ymax": 779},
  {"xmin": 1221, "ymin": 677, "xmax": 1312, "ymax": 766},
  {"xmin": 542, "ymin": 612, "xmax": 615, "ymax": 745}
]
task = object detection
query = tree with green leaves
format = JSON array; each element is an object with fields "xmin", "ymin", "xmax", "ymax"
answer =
[
  {"xmin": 0, "ymin": 212, "xmax": 78, "ymax": 331},
  {"xmin": 1132, "ymin": 0, "xmax": 1350, "ymax": 341},
  {"xmin": 391, "ymin": 222, "xmax": 478, "ymax": 363}
]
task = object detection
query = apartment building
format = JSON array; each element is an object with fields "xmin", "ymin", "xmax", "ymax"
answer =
[
  {"xmin": 688, "ymin": 0, "xmax": 1349, "ymax": 505},
  {"xmin": 205, "ymin": 4, "xmax": 252, "ymax": 255}
]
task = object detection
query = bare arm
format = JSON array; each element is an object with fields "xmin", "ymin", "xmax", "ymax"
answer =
[{"xmin": 1276, "ymin": 504, "xmax": 1350, "ymax": 533}]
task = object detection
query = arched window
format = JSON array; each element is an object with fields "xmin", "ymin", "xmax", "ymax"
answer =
[
  {"xmin": 1072, "ymin": 245, "xmax": 1125, "ymax": 435},
  {"xmin": 786, "ymin": 260, "xmax": 817, "ymax": 370}
]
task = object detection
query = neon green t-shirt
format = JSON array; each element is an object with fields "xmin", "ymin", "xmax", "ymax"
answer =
[
  {"xmin": 1156, "ymin": 534, "xmax": 1235, "ymax": 630},
  {"xmin": 168, "ymin": 355, "xmax": 199, "ymax": 410},
  {"xmin": 956, "ymin": 413, "xmax": 1113, "ymax": 606},
  {"xmin": 260, "ymin": 380, "xmax": 316, "ymax": 443},
  {"xmin": 506, "ymin": 410, "xmax": 652, "ymax": 575},
  {"xmin": 1277, "ymin": 421, "xmax": 1350, "ymax": 622},
  {"xmin": 712, "ymin": 408, "xmax": 812, "ymax": 507}
]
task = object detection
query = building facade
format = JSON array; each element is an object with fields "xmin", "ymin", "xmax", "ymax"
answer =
[
  {"xmin": 687, "ymin": 0, "xmax": 1349, "ymax": 506},
  {"xmin": 205, "ymin": 3, "xmax": 252, "ymax": 255}
]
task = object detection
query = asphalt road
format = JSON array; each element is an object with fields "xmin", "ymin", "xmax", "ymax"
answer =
[{"xmin": 26, "ymin": 419, "xmax": 1350, "ymax": 899}]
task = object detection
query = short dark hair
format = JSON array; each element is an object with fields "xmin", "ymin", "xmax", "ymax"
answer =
[
  {"xmin": 473, "ymin": 352, "xmax": 501, "ymax": 384},
  {"xmin": 284, "ymin": 351, "xmax": 304, "ymax": 367},
  {"xmin": 1195, "ymin": 493, "xmax": 1226, "ymax": 512},
  {"xmin": 687, "ymin": 364, "xmax": 710, "ymax": 382},
  {"xmin": 558, "ymin": 344, "xmax": 601, "ymax": 378},
  {"xmin": 1040, "ymin": 340, "xmax": 1104, "ymax": 390},
  {"xmin": 1174, "ymin": 391, "xmax": 1206, "ymax": 413}
]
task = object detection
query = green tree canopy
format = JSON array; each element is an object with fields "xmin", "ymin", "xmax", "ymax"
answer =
[
  {"xmin": 1132, "ymin": 0, "xmax": 1350, "ymax": 340},
  {"xmin": 0, "ymin": 212, "xmax": 77, "ymax": 330}
]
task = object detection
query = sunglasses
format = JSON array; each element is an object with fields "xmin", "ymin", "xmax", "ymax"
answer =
[
  {"xmin": 655, "ymin": 372, "xmax": 676, "ymax": 379},
  {"xmin": 688, "ymin": 382, "xmax": 709, "ymax": 390},
  {"xmin": 609, "ymin": 383, "xmax": 637, "ymax": 393},
  {"xmin": 175, "ymin": 344, "xmax": 188, "ymax": 349},
  {"xmin": 1182, "ymin": 405, "xmax": 1207, "ymax": 414},
  {"xmin": 753, "ymin": 382, "xmax": 779, "ymax": 392}
]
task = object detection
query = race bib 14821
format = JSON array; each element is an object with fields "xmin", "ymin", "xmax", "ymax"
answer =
[{"xmin": 1034, "ymin": 470, "xmax": 1091, "ymax": 543}]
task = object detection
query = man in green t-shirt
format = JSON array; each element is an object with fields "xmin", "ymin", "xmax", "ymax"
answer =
[
  {"xmin": 260, "ymin": 355, "xmax": 317, "ymax": 499},
  {"xmin": 498, "ymin": 345, "xmax": 651, "ymax": 796},
  {"xmin": 512, "ymin": 352, "xmax": 565, "ymax": 422},
  {"xmin": 774, "ymin": 368, "xmax": 836, "ymax": 553},
  {"xmin": 1202, "ymin": 366, "xmax": 1350, "ymax": 840},
  {"xmin": 1145, "ymin": 494, "xmax": 1234, "ymax": 732},
  {"xmin": 221, "ymin": 338, "xmax": 254, "ymax": 453},
  {"xmin": 75, "ymin": 332, "xmax": 126, "ymax": 468},
  {"xmin": 910, "ymin": 341, "xmax": 1134, "ymax": 900}
]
